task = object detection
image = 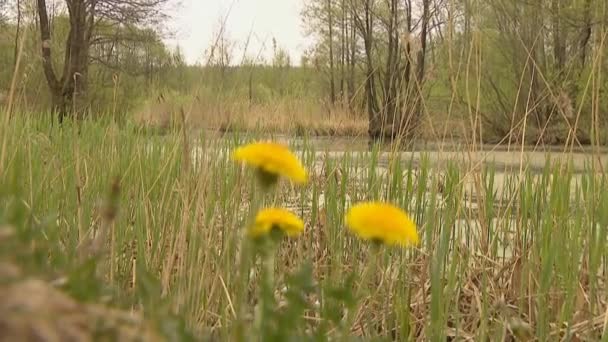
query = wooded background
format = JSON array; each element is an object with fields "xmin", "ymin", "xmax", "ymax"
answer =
[{"xmin": 1, "ymin": 0, "xmax": 607, "ymax": 144}]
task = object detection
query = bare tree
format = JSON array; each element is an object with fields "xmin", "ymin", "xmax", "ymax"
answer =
[
  {"xmin": 305, "ymin": 0, "xmax": 607, "ymax": 144},
  {"xmin": 351, "ymin": 0, "xmax": 380, "ymax": 138},
  {"xmin": 403, "ymin": 0, "xmax": 430, "ymax": 137},
  {"xmin": 483, "ymin": 0, "xmax": 606, "ymax": 144},
  {"xmin": 350, "ymin": 0, "xmax": 433, "ymax": 141},
  {"xmin": 204, "ymin": 20, "xmax": 235, "ymax": 83},
  {"xmin": 35, "ymin": 0, "xmax": 170, "ymax": 123},
  {"xmin": 303, "ymin": 0, "xmax": 358, "ymax": 107}
]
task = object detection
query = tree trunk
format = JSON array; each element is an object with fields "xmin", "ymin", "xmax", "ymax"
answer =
[
  {"xmin": 403, "ymin": 0, "xmax": 412, "ymax": 91},
  {"xmin": 327, "ymin": 0, "xmax": 336, "ymax": 105},
  {"xmin": 383, "ymin": 0, "xmax": 400, "ymax": 138},
  {"xmin": 340, "ymin": 0, "xmax": 346, "ymax": 105},
  {"xmin": 348, "ymin": 10, "xmax": 356, "ymax": 111},
  {"xmin": 352, "ymin": 0, "xmax": 380, "ymax": 140},
  {"xmin": 551, "ymin": 0, "xmax": 565, "ymax": 75},
  {"xmin": 416, "ymin": 0, "xmax": 430, "ymax": 86},
  {"xmin": 37, "ymin": 0, "xmax": 91, "ymax": 123},
  {"xmin": 579, "ymin": 0, "xmax": 592, "ymax": 69},
  {"xmin": 37, "ymin": 0, "xmax": 64, "ymax": 122},
  {"xmin": 399, "ymin": 0, "xmax": 429, "ymax": 138},
  {"xmin": 13, "ymin": 0, "xmax": 21, "ymax": 67}
]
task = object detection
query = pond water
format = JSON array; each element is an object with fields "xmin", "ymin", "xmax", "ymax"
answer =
[
  {"xmin": 189, "ymin": 132, "xmax": 607, "ymax": 261},
  {"xmin": 190, "ymin": 132, "xmax": 607, "ymax": 218},
  {"xmin": 198, "ymin": 130, "xmax": 607, "ymax": 172}
]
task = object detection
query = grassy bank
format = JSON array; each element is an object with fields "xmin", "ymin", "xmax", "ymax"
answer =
[{"xmin": 1, "ymin": 117, "xmax": 607, "ymax": 340}]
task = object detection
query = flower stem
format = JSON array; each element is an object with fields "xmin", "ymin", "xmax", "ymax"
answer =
[
  {"xmin": 234, "ymin": 183, "xmax": 265, "ymax": 341},
  {"xmin": 256, "ymin": 245, "xmax": 276, "ymax": 339},
  {"xmin": 342, "ymin": 244, "xmax": 381, "ymax": 340}
]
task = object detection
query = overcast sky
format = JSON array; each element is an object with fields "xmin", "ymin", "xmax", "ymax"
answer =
[{"xmin": 165, "ymin": 0, "xmax": 310, "ymax": 65}]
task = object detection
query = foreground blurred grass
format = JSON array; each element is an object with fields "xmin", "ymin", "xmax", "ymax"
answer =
[{"xmin": 0, "ymin": 116, "xmax": 607, "ymax": 341}]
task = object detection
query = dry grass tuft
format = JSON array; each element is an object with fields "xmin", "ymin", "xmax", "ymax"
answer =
[{"xmin": 132, "ymin": 93, "xmax": 369, "ymax": 137}]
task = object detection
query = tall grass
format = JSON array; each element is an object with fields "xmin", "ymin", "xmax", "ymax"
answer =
[{"xmin": 1, "ymin": 115, "xmax": 606, "ymax": 340}]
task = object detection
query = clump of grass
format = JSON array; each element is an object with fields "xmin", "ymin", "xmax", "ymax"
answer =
[{"xmin": 0, "ymin": 117, "xmax": 607, "ymax": 340}]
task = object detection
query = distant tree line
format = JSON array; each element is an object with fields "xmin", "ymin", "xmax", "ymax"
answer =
[
  {"xmin": 303, "ymin": 0, "xmax": 608, "ymax": 144},
  {"xmin": 1, "ymin": 0, "xmax": 607, "ymax": 144}
]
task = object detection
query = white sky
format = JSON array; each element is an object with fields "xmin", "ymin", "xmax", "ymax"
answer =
[{"xmin": 165, "ymin": 0, "xmax": 310, "ymax": 65}]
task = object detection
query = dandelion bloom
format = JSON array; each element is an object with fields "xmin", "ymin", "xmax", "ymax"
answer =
[
  {"xmin": 345, "ymin": 202, "xmax": 419, "ymax": 247},
  {"xmin": 250, "ymin": 208, "xmax": 305, "ymax": 239},
  {"xmin": 233, "ymin": 142, "xmax": 308, "ymax": 185}
]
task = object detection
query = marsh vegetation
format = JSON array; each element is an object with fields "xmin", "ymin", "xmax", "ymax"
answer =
[{"xmin": 1, "ymin": 0, "xmax": 608, "ymax": 340}]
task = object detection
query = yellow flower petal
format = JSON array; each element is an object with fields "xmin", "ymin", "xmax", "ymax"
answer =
[
  {"xmin": 250, "ymin": 208, "xmax": 305, "ymax": 239},
  {"xmin": 345, "ymin": 202, "xmax": 419, "ymax": 247},
  {"xmin": 233, "ymin": 142, "xmax": 308, "ymax": 184}
]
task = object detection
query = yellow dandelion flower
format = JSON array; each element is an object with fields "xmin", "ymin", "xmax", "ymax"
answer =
[
  {"xmin": 233, "ymin": 142, "xmax": 307, "ymax": 185},
  {"xmin": 345, "ymin": 202, "xmax": 419, "ymax": 247},
  {"xmin": 250, "ymin": 208, "xmax": 305, "ymax": 239}
]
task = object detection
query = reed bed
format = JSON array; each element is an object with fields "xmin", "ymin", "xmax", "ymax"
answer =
[{"xmin": 1, "ymin": 117, "xmax": 606, "ymax": 341}]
